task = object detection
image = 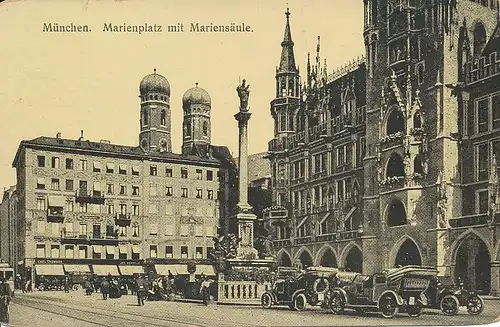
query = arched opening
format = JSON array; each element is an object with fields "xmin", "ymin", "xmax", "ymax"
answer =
[
  {"xmin": 413, "ymin": 111, "xmax": 422, "ymax": 129},
  {"xmin": 344, "ymin": 246, "xmax": 363, "ymax": 273},
  {"xmin": 414, "ymin": 155, "xmax": 423, "ymax": 174},
  {"xmin": 473, "ymin": 22, "xmax": 487, "ymax": 56},
  {"xmin": 203, "ymin": 121, "xmax": 208, "ymax": 136},
  {"xmin": 455, "ymin": 234, "xmax": 491, "ymax": 294},
  {"xmin": 142, "ymin": 110, "xmax": 149, "ymax": 126},
  {"xmin": 319, "ymin": 248, "xmax": 337, "ymax": 267},
  {"xmin": 160, "ymin": 110, "xmax": 166, "ymax": 126},
  {"xmin": 277, "ymin": 251, "xmax": 292, "ymax": 267},
  {"xmin": 387, "ymin": 199, "xmax": 407, "ymax": 226},
  {"xmin": 280, "ymin": 112, "xmax": 287, "ymax": 131},
  {"xmin": 185, "ymin": 120, "xmax": 191, "ymax": 137},
  {"xmin": 386, "ymin": 152, "xmax": 405, "ymax": 178},
  {"xmin": 298, "ymin": 251, "xmax": 313, "ymax": 269},
  {"xmin": 288, "ymin": 113, "xmax": 294, "ymax": 131},
  {"xmin": 386, "ymin": 109, "xmax": 405, "ymax": 135},
  {"xmin": 395, "ymin": 239, "xmax": 422, "ymax": 266}
]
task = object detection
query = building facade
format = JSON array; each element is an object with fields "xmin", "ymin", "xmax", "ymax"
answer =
[
  {"xmin": 7, "ymin": 71, "xmax": 235, "ymax": 284},
  {"xmin": 264, "ymin": 1, "xmax": 500, "ymax": 296},
  {"xmin": 0, "ymin": 186, "xmax": 20, "ymax": 273}
]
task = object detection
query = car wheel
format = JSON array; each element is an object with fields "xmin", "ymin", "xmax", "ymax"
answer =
[
  {"xmin": 440, "ymin": 295, "xmax": 459, "ymax": 316},
  {"xmin": 261, "ymin": 293, "xmax": 273, "ymax": 309},
  {"xmin": 467, "ymin": 295, "xmax": 484, "ymax": 315},
  {"xmin": 293, "ymin": 293, "xmax": 307, "ymax": 311},
  {"xmin": 329, "ymin": 293, "xmax": 345, "ymax": 314},
  {"xmin": 379, "ymin": 294, "xmax": 399, "ymax": 318},
  {"xmin": 72, "ymin": 284, "xmax": 80, "ymax": 291},
  {"xmin": 407, "ymin": 304, "xmax": 424, "ymax": 317}
]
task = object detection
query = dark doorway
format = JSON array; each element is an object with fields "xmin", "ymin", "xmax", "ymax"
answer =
[
  {"xmin": 319, "ymin": 248, "xmax": 338, "ymax": 267},
  {"xmin": 455, "ymin": 235, "xmax": 491, "ymax": 295},
  {"xmin": 344, "ymin": 246, "xmax": 363, "ymax": 273},
  {"xmin": 395, "ymin": 239, "xmax": 422, "ymax": 267}
]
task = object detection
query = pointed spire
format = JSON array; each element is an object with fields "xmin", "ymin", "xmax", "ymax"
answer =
[{"xmin": 278, "ymin": 7, "xmax": 297, "ymax": 73}]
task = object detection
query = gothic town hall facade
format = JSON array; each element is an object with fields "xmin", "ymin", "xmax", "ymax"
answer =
[{"xmin": 264, "ymin": 1, "xmax": 500, "ymax": 295}]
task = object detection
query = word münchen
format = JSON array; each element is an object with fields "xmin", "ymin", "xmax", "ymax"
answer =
[
  {"xmin": 189, "ymin": 22, "xmax": 252, "ymax": 33},
  {"xmin": 42, "ymin": 23, "xmax": 91, "ymax": 33}
]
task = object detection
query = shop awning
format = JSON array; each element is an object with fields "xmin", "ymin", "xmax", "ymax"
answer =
[
  {"xmin": 106, "ymin": 163, "xmax": 115, "ymax": 171},
  {"xmin": 119, "ymin": 164, "xmax": 127, "ymax": 171},
  {"xmin": 195, "ymin": 265, "xmax": 216, "ymax": 276},
  {"xmin": 93, "ymin": 161, "xmax": 101, "ymax": 170},
  {"xmin": 132, "ymin": 245, "xmax": 141, "ymax": 253},
  {"xmin": 118, "ymin": 265, "xmax": 144, "ymax": 276},
  {"xmin": 35, "ymin": 264, "xmax": 65, "ymax": 276},
  {"xmin": 37, "ymin": 177, "xmax": 45, "ymax": 184},
  {"xmin": 64, "ymin": 264, "xmax": 91, "ymax": 273},
  {"xmin": 92, "ymin": 265, "xmax": 120, "ymax": 276},
  {"xmin": 93, "ymin": 245, "xmax": 102, "ymax": 254},
  {"xmin": 48, "ymin": 195, "xmax": 66, "ymax": 208},
  {"xmin": 154, "ymin": 264, "xmax": 188, "ymax": 275},
  {"xmin": 106, "ymin": 246, "xmax": 116, "ymax": 255},
  {"xmin": 132, "ymin": 165, "xmax": 140, "ymax": 173},
  {"xmin": 119, "ymin": 245, "xmax": 127, "ymax": 253},
  {"xmin": 93, "ymin": 181, "xmax": 101, "ymax": 191}
]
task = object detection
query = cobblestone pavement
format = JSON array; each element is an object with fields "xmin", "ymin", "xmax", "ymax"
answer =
[{"xmin": 5, "ymin": 291, "xmax": 500, "ymax": 327}]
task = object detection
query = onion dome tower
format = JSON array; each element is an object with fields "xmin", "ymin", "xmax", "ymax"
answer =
[
  {"xmin": 138, "ymin": 69, "xmax": 172, "ymax": 153},
  {"xmin": 181, "ymin": 83, "xmax": 212, "ymax": 156}
]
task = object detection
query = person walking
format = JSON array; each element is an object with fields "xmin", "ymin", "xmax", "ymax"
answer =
[
  {"xmin": 100, "ymin": 279, "xmax": 109, "ymax": 300},
  {"xmin": 135, "ymin": 275, "xmax": 147, "ymax": 306},
  {"xmin": 63, "ymin": 275, "xmax": 70, "ymax": 293},
  {"xmin": 0, "ymin": 278, "xmax": 12, "ymax": 323}
]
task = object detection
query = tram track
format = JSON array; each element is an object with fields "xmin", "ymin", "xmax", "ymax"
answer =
[{"xmin": 13, "ymin": 294, "xmax": 262, "ymax": 327}]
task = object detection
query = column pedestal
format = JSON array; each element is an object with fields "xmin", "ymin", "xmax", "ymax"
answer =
[{"xmin": 231, "ymin": 205, "xmax": 258, "ymax": 259}]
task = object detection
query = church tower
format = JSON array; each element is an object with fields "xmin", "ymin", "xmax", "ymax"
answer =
[
  {"xmin": 138, "ymin": 69, "xmax": 172, "ymax": 153},
  {"xmin": 271, "ymin": 8, "xmax": 301, "ymax": 139},
  {"xmin": 182, "ymin": 83, "xmax": 212, "ymax": 156}
]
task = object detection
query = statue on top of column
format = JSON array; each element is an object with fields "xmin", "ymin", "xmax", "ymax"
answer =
[{"xmin": 236, "ymin": 79, "xmax": 250, "ymax": 112}]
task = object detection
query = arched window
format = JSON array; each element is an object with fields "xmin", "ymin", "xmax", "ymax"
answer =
[
  {"xmin": 414, "ymin": 155, "xmax": 423, "ymax": 174},
  {"xmin": 160, "ymin": 110, "xmax": 166, "ymax": 126},
  {"xmin": 413, "ymin": 111, "xmax": 422, "ymax": 129},
  {"xmin": 185, "ymin": 120, "xmax": 191, "ymax": 137},
  {"xmin": 155, "ymin": 95, "xmax": 158, "ymax": 100},
  {"xmin": 280, "ymin": 112, "xmax": 287, "ymax": 131},
  {"xmin": 473, "ymin": 22, "xmax": 487, "ymax": 56},
  {"xmin": 149, "ymin": 95, "xmax": 153, "ymax": 100},
  {"xmin": 288, "ymin": 113, "xmax": 294, "ymax": 131},
  {"xmin": 387, "ymin": 199, "xmax": 407, "ymax": 227},
  {"xmin": 417, "ymin": 64, "xmax": 424, "ymax": 85},
  {"xmin": 386, "ymin": 109, "xmax": 405, "ymax": 135},
  {"xmin": 143, "ymin": 110, "xmax": 149, "ymax": 126},
  {"xmin": 386, "ymin": 152, "xmax": 405, "ymax": 178},
  {"xmin": 203, "ymin": 121, "xmax": 208, "ymax": 136}
]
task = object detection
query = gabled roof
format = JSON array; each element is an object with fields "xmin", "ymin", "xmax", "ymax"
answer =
[{"xmin": 481, "ymin": 20, "xmax": 500, "ymax": 56}]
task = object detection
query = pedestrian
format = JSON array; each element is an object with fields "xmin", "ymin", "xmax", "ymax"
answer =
[
  {"xmin": 64, "ymin": 275, "xmax": 70, "ymax": 293},
  {"xmin": 100, "ymin": 279, "xmax": 109, "ymax": 300},
  {"xmin": 0, "ymin": 278, "xmax": 12, "ymax": 323},
  {"xmin": 136, "ymin": 275, "xmax": 147, "ymax": 306},
  {"xmin": 84, "ymin": 278, "xmax": 93, "ymax": 296}
]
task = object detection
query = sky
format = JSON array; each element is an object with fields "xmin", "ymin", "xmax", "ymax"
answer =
[{"xmin": 0, "ymin": 0, "xmax": 364, "ymax": 193}]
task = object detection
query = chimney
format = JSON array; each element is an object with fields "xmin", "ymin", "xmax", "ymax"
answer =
[
  {"xmin": 56, "ymin": 132, "xmax": 61, "ymax": 139},
  {"xmin": 78, "ymin": 130, "xmax": 85, "ymax": 141}
]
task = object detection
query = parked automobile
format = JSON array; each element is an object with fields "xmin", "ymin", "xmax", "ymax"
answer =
[
  {"xmin": 426, "ymin": 276, "xmax": 484, "ymax": 316},
  {"xmin": 328, "ymin": 265, "xmax": 438, "ymax": 318},
  {"xmin": 261, "ymin": 266, "xmax": 339, "ymax": 311}
]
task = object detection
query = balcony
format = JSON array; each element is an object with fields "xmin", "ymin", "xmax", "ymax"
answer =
[
  {"xmin": 75, "ymin": 189, "xmax": 105, "ymax": 205},
  {"xmin": 273, "ymin": 239, "xmax": 291, "ymax": 248},
  {"xmin": 47, "ymin": 207, "xmax": 64, "ymax": 222},
  {"xmin": 262, "ymin": 206, "xmax": 288, "ymax": 220},
  {"xmin": 379, "ymin": 132, "xmax": 404, "ymax": 151},
  {"xmin": 61, "ymin": 231, "xmax": 89, "ymax": 244},
  {"xmin": 449, "ymin": 213, "xmax": 489, "ymax": 228},
  {"xmin": 295, "ymin": 236, "xmax": 312, "ymax": 244},
  {"xmin": 339, "ymin": 229, "xmax": 362, "ymax": 240},
  {"xmin": 115, "ymin": 212, "xmax": 132, "ymax": 226},
  {"xmin": 316, "ymin": 233, "xmax": 337, "ymax": 242},
  {"xmin": 89, "ymin": 233, "xmax": 119, "ymax": 245},
  {"xmin": 379, "ymin": 176, "xmax": 406, "ymax": 193}
]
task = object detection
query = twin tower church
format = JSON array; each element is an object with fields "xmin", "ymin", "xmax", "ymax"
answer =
[{"xmin": 138, "ymin": 68, "xmax": 213, "ymax": 156}]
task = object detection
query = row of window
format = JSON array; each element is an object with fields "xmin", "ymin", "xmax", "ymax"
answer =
[
  {"xmin": 291, "ymin": 177, "xmax": 359, "ymax": 210},
  {"xmin": 468, "ymin": 92, "xmax": 500, "ymax": 135},
  {"xmin": 35, "ymin": 244, "xmax": 214, "ymax": 260},
  {"xmin": 36, "ymin": 155, "xmax": 217, "ymax": 180},
  {"xmin": 475, "ymin": 139, "xmax": 500, "ymax": 182},
  {"xmin": 37, "ymin": 197, "xmax": 215, "ymax": 217},
  {"xmin": 285, "ymin": 139, "xmax": 366, "ymax": 181},
  {"xmin": 35, "ymin": 221, "xmax": 217, "ymax": 238},
  {"xmin": 35, "ymin": 178, "xmax": 216, "ymax": 199}
]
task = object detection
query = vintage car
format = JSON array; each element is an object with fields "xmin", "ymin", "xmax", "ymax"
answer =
[
  {"xmin": 426, "ymin": 276, "xmax": 484, "ymax": 315},
  {"xmin": 261, "ymin": 266, "xmax": 339, "ymax": 311},
  {"xmin": 328, "ymin": 265, "xmax": 438, "ymax": 318}
]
